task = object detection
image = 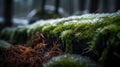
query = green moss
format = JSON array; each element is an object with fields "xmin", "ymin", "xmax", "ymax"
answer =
[
  {"xmin": 99, "ymin": 24, "xmax": 119, "ymax": 34},
  {"xmin": 60, "ymin": 30, "xmax": 73, "ymax": 40},
  {"xmin": 117, "ymin": 32, "xmax": 120, "ymax": 39},
  {"xmin": 89, "ymin": 23, "xmax": 120, "ymax": 66},
  {"xmin": 74, "ymin": 23, "xmax": 90, "ymax": 32},
  {"xmin": 99, "ymin": 49, "xmax": 108, "ymax": 65},
  {"xmin": 0, "ymin": 28, "xmax": 15, "ymax": 41},
  {"xmin": 10, "ymin": 26, "xmax": 28, "ymax": 43},
  {"xmin": 90, "ymin": 24, "xmax": 120, "ymax": 49},
  {"xmin": 47, "ymin": 57, "xmax": 81, "ymax": 67},
  {"xmin": 75, "ymin": 32, "xmax": 84, "ymax": 40},
  {"xmin": 52, "ymin": 25, "xmax": 64, "ymax": 37},
  {"xmin": 27, "ymin": 25, "xmax": 43, "ymax": 39},
  {"xmin": 74, "ymin": 23, "xmax": 95, "ymax": 41},
  {"xmin": 52, "ymin": 23, "xmax": 76, "ymax": 37},
  {"xmin": 45, "ymin": 54, "xmax": 100, "ymax": 67},
  {"xmin": 42, "ymin": 25, "xmax": 55, "ymax": 37},
  {"xmin": 60, "ymin": 30, "xmax": 73, "ymax": 53},
  {"xmin": 0, "ymin": 40, "xmax": 11, "ymax": 49},
  {"xmin": 63, "ymin": 23, "xmax": 76, "ymax": 30}
]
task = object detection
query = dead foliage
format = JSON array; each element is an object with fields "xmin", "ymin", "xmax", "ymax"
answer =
[{"xmin": 0, "ymin": 32, "xmax": 64, "ymax": 67}]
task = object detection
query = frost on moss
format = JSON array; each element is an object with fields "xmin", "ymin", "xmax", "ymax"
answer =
[
  {"xmin": 1, "ymin": 11, "xmax": 120, "ymax": 42},
  {"xmin": 45, "ymin": 54, "xmax": 100, "ymax": 67}
]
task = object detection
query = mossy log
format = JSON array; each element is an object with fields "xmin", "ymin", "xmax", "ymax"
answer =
[{"xmin": 0, "ymin": 11, "xmax": 120, "ymax": 66}]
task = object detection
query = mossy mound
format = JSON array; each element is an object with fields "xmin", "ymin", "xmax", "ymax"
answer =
[{"xmin": 44, "ymin": 54, "xmax": 100, "ymax": 67}]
